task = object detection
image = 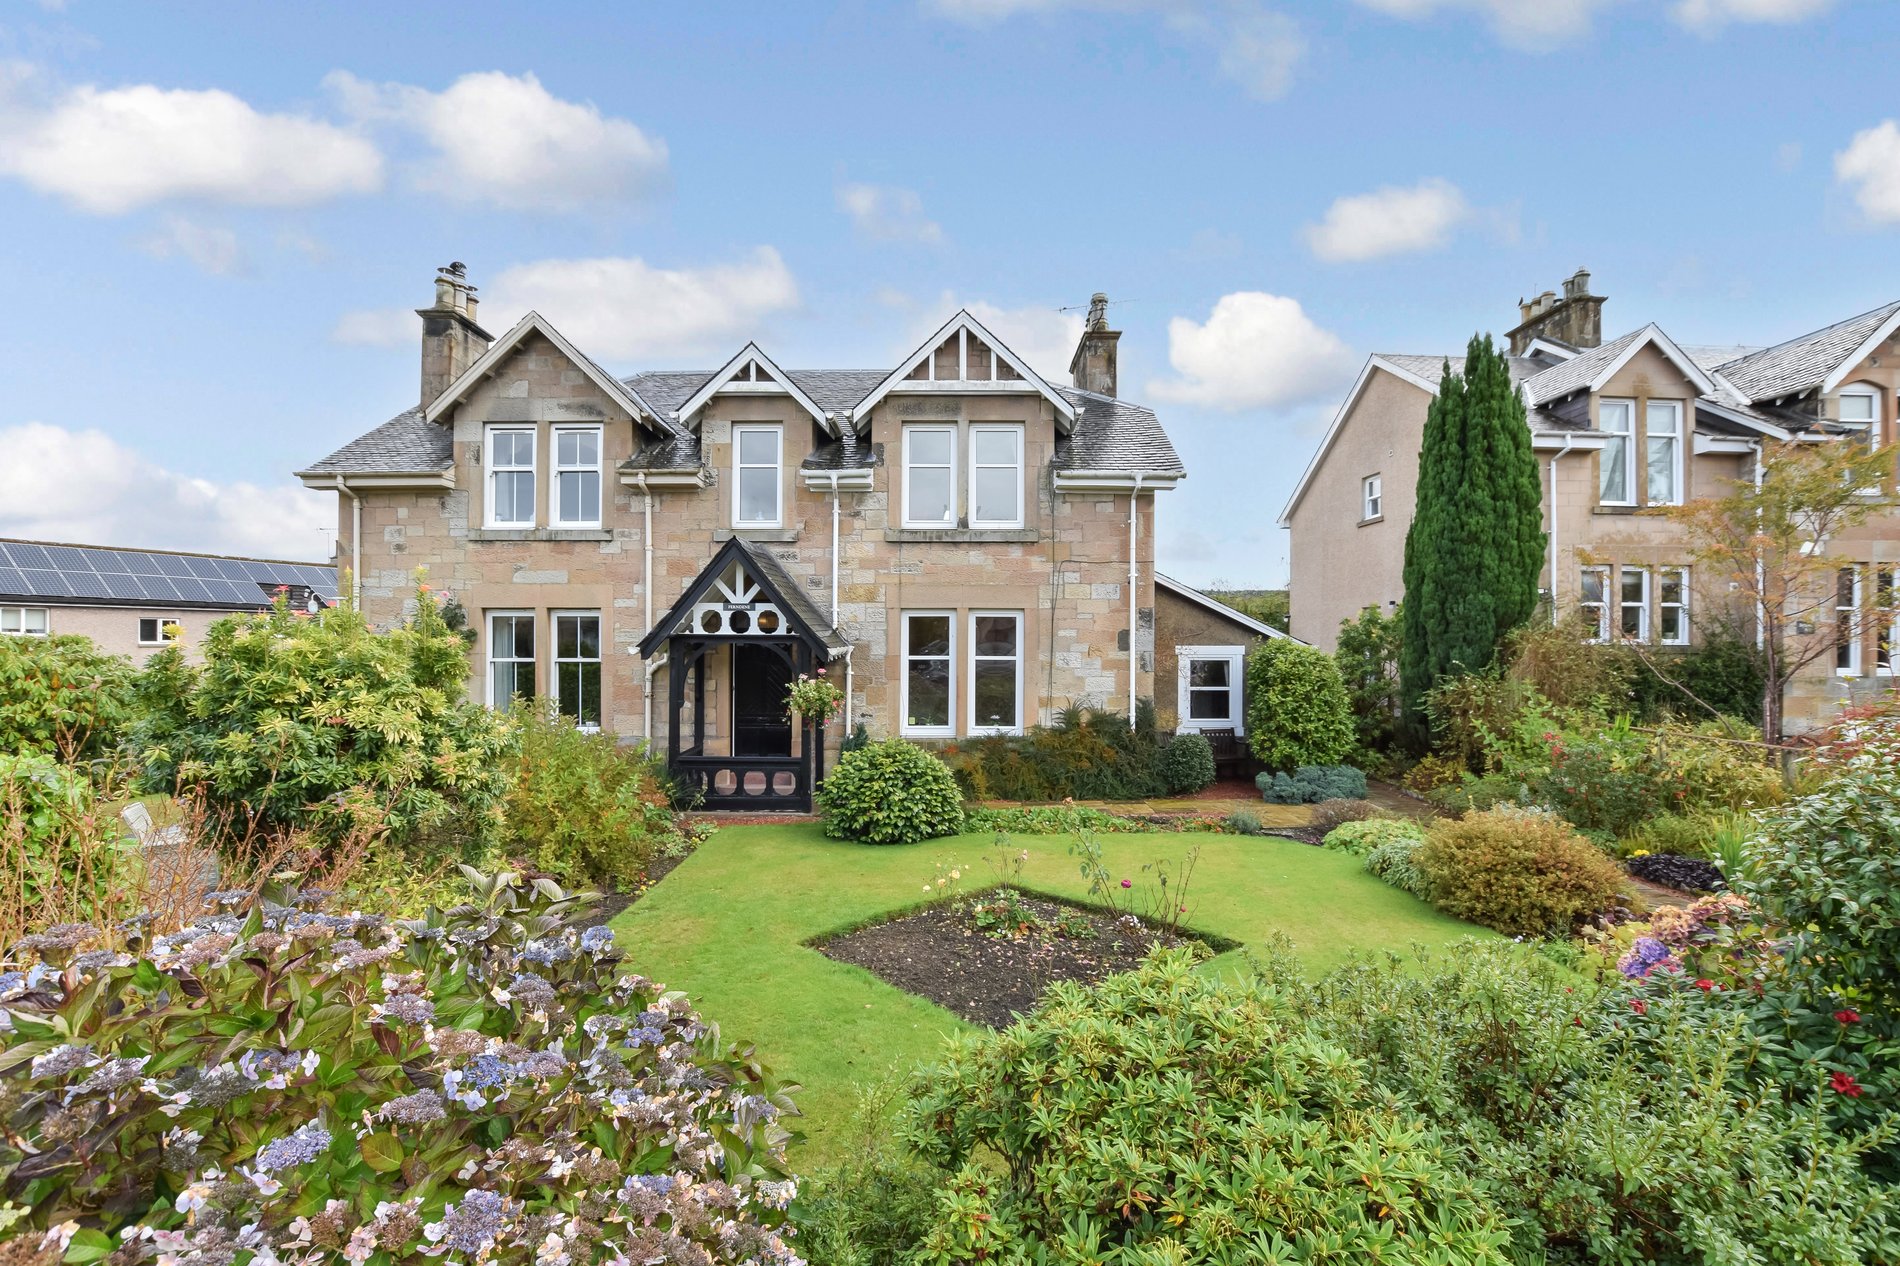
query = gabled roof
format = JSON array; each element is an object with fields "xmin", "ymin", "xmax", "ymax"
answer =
[
  {"xmin": 423, "ymin": 311, "xmax": 666, "ymax": 432},
  {"xmin": 672, "ymin": 342, "xmax": 832, "ymax": 433},
  {"xmin": 1155, "ymin": 573, "xmax": 1297, "ymax": 642},
  {"xmin": 1522, "ymin": 324, "xmax": 1717, "ymax": 405},
  {"xmin": 1715, "ymin": 299, "xmax": 1900, "ymax": 401},
  {"xmin": 636, "ymin": 535, "xmax": 846, "ymax": 658},
  {"xmin": 848, "ymin": 309, "xmax": 1078, "ymax": 429}
]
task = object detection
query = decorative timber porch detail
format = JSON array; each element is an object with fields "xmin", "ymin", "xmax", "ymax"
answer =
[{"xmin": 637, "ymin": 537, "xmax": 849, "ymax": 813}]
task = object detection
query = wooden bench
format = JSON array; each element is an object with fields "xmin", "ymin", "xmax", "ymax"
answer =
[{"xmin": 1198, "ymin": 727, "xmax": 1251, "ymax": 781}]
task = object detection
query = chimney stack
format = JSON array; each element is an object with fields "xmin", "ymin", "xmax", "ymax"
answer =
[
  {"xmin": 417, "ymin": 261, "xmax": 494, "ymax": 407},
  {"xmin": 1507, "ymin": 267, "xmax": 1604, "ymax": 355},
  {"xmin": 1068, "ymin": 291, "xmax": 1121, "ymax": 398}
]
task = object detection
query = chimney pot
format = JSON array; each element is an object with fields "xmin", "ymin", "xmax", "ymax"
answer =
[
  {"xmin": 1069, "ymin": 292, "xmax": 1121, "ymax": 398},
  {"xmin": 418, "ymin": 262, "xmax": 492, "ymax": 407},
  {"xmin": 1508, "ymin": 270, "xmax": 1605, "ymax": 355}
]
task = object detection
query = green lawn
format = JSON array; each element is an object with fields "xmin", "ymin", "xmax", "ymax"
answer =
[{"xmin": 609, "ymin": 823, "xmax": 1486, "ymax": 1163}]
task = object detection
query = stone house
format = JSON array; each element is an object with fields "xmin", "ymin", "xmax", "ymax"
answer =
[
  {"xmin": 298, "ymin": 266, "xmax": 1185, "ymax": 809},
  {"xmin": 0, "ymin": 538, "xmax": 335, "ymax": 663},
  {"xmin": 1279, "ymin": 269, "xmax": 1900, "ymax": 733}
]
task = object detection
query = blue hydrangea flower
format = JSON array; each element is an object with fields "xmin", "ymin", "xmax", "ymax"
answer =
[{"xmin": 252, "ymin": 1121, "xmax": 332, "ymax": 1173}]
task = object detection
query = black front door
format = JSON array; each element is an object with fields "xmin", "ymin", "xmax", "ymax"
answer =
[{"xmin": 732, "ymin": 644, "xmax": 794, "ymax": 757}]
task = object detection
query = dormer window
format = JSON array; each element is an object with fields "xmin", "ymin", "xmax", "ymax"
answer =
[
  {"xmin": 733, "ymin": 424, "xmax": 783, "ymax": 527},
  {"xmin": 486, "ymin": 426, "xmax": 536, "ymax": 527},
  {"xmin": 904, "ymin": 426, "xmax": 957, "ymax": 528},
  {"xmin": 969, "ymin": 425, "xmax": 1024, "ymax": 529}
]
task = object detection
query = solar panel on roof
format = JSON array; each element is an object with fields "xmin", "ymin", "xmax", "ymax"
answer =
[
  {"xmin": 19, "ymin": 569, "xmax": 72, "ymax": 598},
  {"xmin": 154, "ymin": 554, "xmax": 198, "ymax": 578},
  {"xmin": 184, "ymin": 556, "xmax": 224, "ymax": 579},
  {"xmin": 102, "ymin": 574, "xmax": 144, "ymax": 601},
  {"xmin": 63, "ymin": 573, "xmax": 112, "ymax": 600},
  {"xmin": 170, "ymin": 578, "xmax": 213, "ymax": 603},
  {"xmin": 240, "ymin": 560, "xmax": 281, "ymax": 582},
  {"xmin": 214, "ymin": 559, "xmax": 252, "ymax": 581},
  {"xmin": 5, "ymin": 544, "xmax": 53, "ymax": 570},
  {"xmin": 41, "ymin": 545, "xmax": 92, "ymax": 571},
  {"xmin": 205, "ymin": 580, "xmax": 254, "ymax": 605},
  {"xmin": 0, "ymin": 568, "xmax": 27, "ymax": 596},
  {"xmin": 134, "ymin": 575, "xmax": 179, "ymax": 601}
]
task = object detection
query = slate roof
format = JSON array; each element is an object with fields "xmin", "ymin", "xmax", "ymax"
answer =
[
  {"xmin": 0, "ymin": 538, "xmax": 336, "ymax": 609},
  {"xmin": 300, "ymin": 407, "xmax": 451, "ymax": 476},
  {"xmin": 1520, "ymin": 327, "xmax": 1651, "ymax": 404},
  {"xmin": 728, "ymin": 537, "xmax": 850, "ymax": 654},
  {"xmin": 1714, "ymin": 300, "xmax": 1900, "ymax": 402},
  {"xmin": 802, "ymin": 432, "xmax": 882, "ymax": 471},
  {"xmin": 1376, "ymin": 353, "xmax": 1547, "ymax": 388},
  {"xmin": 621, "ymin": 435, "xmax": 704, "ymax": 473},
  {"xmin": 1052, "ymin": 388, "xmax": 1184, "ymax": 474}
]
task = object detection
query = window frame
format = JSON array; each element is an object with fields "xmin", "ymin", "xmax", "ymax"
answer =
[
  {"xmin": 1839, "ymin": 384, "xmax": 1884, "ymax": 496},
  {"xmin": 1837, "ymin": 566, "xmax": 1864, "ymax": 677},
  {"xmin": 902, "ymin": 425, "xmax": 959, "ymax": 529},
  {"xmin": 486, "ymin": 610, "xmax": 537, "ymax": 712},
  {"xmin": 1877, "ymin": 567, "xmax": 1897, "ymax": 677},
  {"xmin": 1645, "ymin": 400, "xmax": 1685, "ymax": 506},
  {"xmin": 731, "ymin": 423, "xmax": 784, "ymax": 529},
  {"xmin": 484, "ymin": 425, "xmax": 538, "ymax": 528},
  {"xmin": 549, "ymin": 424, "xmax": 603, "ymax": 529},
  {"xmin": 137, "ymin": 616, "xmax": 183, "ymax": 647},
  {"xmin": 968, "ymin": 610, "xmax": 1024, "ymax": 735},
  {"xmin": 1579, "ymin": 566, "xmax": 1611, "ymax": 642},
  {"xmin": 550, "ymin": 609, "xmax": 604, "ymax": 732},
  {"xmin": 1176, "ymin": 644, "xmax": 1246, "ymax": 734},
  {"xmin": 1598, "ymin": 398, "xmax": 1636, "ymax": 506},
  {"xmin": 900, "ymin": 609, "xmax": 957, "ymax": 738},
  {"xmin": 1619, "ymin": 566, "xmax": 1651, "ymax": 643},
  {"xmin": 1659, "ymin": 567, "xmax": 1690, "ymax": 647},
  {"xmin": 0, "ymin": 606, "xmax": 49, "ymax": 637},
  {"xmin": 968, "ymin": 424, "xmax": 1026, "ymax": 530},
  {"xmin": 1362, "ymin": 473, "xmax": 1383, "ymax": 522}
]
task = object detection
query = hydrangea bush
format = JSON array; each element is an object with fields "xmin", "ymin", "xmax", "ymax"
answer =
[{"xmin": 0, "ymin": 870, "xmax": 801, "ymax": 1266}]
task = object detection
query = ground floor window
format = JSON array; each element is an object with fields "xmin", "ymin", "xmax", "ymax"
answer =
[
  {"xmin": 138, "ymin": 616, "xmax": 183, "ymax": 646},
  {"xmin": 970, "ymin": 611, "xmax": 1023, "ymax": 734},
  {"xmin": 901, "ymin": 611, "xmax": 954, "ymax": 736},
  {"xmin": 1659, "ymin": 568, "xmax": 1690, "ymax": 646},
  {"xmin": 553, "ymin": 611, "xmax": 603, "ymax": 730},
  {"xmin": 1620, "ymin": 567, "xmax": 1650, "ymax": 641},
  {"xmin": 0, "ymin": 606, "xmax": 47, "ymax": 637},
  {"xmin": 1838, "ymin": 567, "xmax": 1862, "ymax": 676},
  {"xmin": 1177, "ymin": 645, "xmax": 1245, "ymax": 732},
  {"xmin": 488, "ymin": 611, "xmax": 536, "ymax": 711},
  {"xmin": 1879, "ymin": 568, "xmax": 1896, "ymax": 676},
  {"xmin": 1579, "ymin": 567, "xmax": 1610, "ymax": 642}
]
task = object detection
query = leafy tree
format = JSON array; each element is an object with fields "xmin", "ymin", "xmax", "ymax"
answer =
[
  {"xmin": 0, "ymin": 634, "xmax": 136, "ymax": 764},
  {"xmin": 1335, "ymin": 603, "xmax": 1402, "ymax": 752},
  {"xmin": 1668, "ymin": 437, "xmax": 1890, "ymax": 741},
  {"xmin": 132, "ymin": 583, "xmax": 513, "ymax": 852},
  {"xmin": 1399, "ymin": 334, "xmax": 1545, "ymax": 735},
  {"xmin": 1205, "ymin": 585, "xmax": 1289, "ymax": 632},
  {"xmin": 1244, "ymin": 639, "xmax": 1354, "ymax": 770}
]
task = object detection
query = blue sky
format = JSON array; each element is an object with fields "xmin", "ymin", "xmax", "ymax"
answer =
[{"xmin": 1, "ymin": 0, "xmax": 1896, "ymax": 585}]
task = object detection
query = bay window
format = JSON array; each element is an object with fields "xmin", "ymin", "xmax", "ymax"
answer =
[
  {"xmin": 969, "ymin": 426, "xmax": 1024, "ymax": 528},
  {"xmin": 486, "ymin": 426, "xmax": 536, "ymax": 527},
  {"xmin": 733, "ymin": 425, "xmax": 783, "ymax": 527},
  {"xmin": 552, "ymin": 611, "xmax": 602, "ymax": 730},
  {"xmin": 487, "ymin": 612, "xmax": 536, "ymax": 710},
  {"xmin": 1646, "ymin": 401, "xmax": 1683, "ymax": 505},
  {"xmin": 970, "ymin": 611, "xmax": 1023, "ymax": 733},
  {"xmin": 1599, "ymin": 399, "xmax": 1635, "ymax": 505},
  {"xmin": 552, "ymin": 425, "xmax": 602, "ymax": 527},
  {"xmin": 901, "ymin": 611, "xmax": 954, "ymax": 735},
  {"xmin": 903, "ymin": 427, "xmax": 957, "ymax": 528}
]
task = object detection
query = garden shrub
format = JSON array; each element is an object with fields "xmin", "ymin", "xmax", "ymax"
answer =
[
  {"xmin": 1364, "ymin": 834, "xmax": 1431, "ymax": 898},
  {"xmin": 938, "ymin": 708, "xmax": 1165, "ymax": 802},
  {"xmin": 1647, "ymin": 719, "xmax": 1785, "ymax": 814},
  {"xmin": 0, "ymin": 633, "xmax": 137, "ymax": 765},
  {"xmin": 1624, "ymin": 630, "xmax": 1766, "ymax": 725},
  {"xmin": 1426, "ymin": 772, "xmax": 1527, "ymax": 816},
  {"xmin": 0, "ymin": 753, "xmax": 116, "ymax": 936},
  {"xmin": 0, "ymin": 870, "xmax": 801, "ymax": 1264},
  {"xmin": 1528, "ymin": 731, "xmax": 1679, "ymax": 837},
  {"xmin": 1624, "ymin": 811, "xmax": 1717, "ymax": 858},
  {"xmin": 1322, "ymin": 816, "xmax": 1425, "ymax": 856},
  {"xmin": 1224, "ymin": 809, "xmax": 1266, "ymax": 835},
  {"xmin": 1309, "ymin": 796, "xmax": 1381, "ymax": 832},
  {"xmin": 1625, "ymin": 851, "xmax": 1724, "ymax": 892},
  {"xmin": 899, "ymin": 948, "xmax": 1513, "ymax": 1264},
  {"xmin": 819, "ymin": 738, "xmax": 965, "ymax": 845},
  {"xmin": 506, "ymin": 707, "xmax": 679, "ymax": 890},
  {"xmin": 1257, "ymin": 763, "xmax": 1367, "ymax": 804},
  {"xmin": 1417, "ymin": 805, "xmax": 1624, "ymax": 937},
  {"xmin": 1156, "ymin": 731, "xmax": 1215, "ymax": 794},
  {"xmin": 1401, "ymin": 751, "xmax": 1468, "ymax": 793},
  {"xmin": 963, "ymin": 805, "xmax": 1160, "ymax": 835},
  {"xmin": 1335, "ymin": 603, "xmax": 1403, "ymax": 754},
  {"xmin": 1243, "ymin": 639, "xmax": 1354, "ymax": 770},
  {"xmin": 789, "ymin": 1079, "xmax": 942, "ymax": 1266},
  {"xmin": 131, "ymin": 585, "xmax": 514, "ymax": 853}
]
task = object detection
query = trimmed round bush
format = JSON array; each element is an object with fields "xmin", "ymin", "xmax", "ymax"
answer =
[
  {"xmin": 1158, "ymin": 732, "xmax": 1216, "ymax": 794},
  {"xmin": 1417, "ymin": 805, "xmax": 1624, "ymax": 937},
  {"xmin": 1322, "ymin": 816, "xmax": 1424, "ymax": 856},
  {"xmin": 818, "ymin": 738, "xmax": 965, "ymax": 845},
  {"xmin": 1244, "ymin": 640, "xmax": 1354, "ymax": 771},
  {"xmin": 1364, "ymin": 834, "xmax": 1431, "ymax": 897},
  {"xmin": 0, "ymin": 873, "xmax": 801, "ymax": 1263}
]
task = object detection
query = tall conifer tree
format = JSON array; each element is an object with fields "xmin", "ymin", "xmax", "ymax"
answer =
[{"xmin": 1399, "ymin": 333, "xmax": 1545, "ymax": 734}]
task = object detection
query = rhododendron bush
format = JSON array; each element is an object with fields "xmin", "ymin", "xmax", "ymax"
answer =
[{"xmin": 0, "ymin": 870, "xmax": 800, "ymax": 1265}]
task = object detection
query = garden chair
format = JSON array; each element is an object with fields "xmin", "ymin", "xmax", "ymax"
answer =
[{"xmin": 120, "ymin": 801, "xmax": 187, "ymax": 850}]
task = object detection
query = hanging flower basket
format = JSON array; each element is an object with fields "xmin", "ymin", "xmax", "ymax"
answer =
[{"xmin": 786, "ymin": 669, "xmax": 846, "ymax": 725}]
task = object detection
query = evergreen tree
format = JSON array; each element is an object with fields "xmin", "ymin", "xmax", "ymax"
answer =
[{"xmin": 1398, "ymin": 334, "xmax": 1545, "ymax": 736}]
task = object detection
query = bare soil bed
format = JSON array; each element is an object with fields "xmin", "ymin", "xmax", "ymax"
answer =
[{"xmin": 814, "ymin": 890, "xmax": 1223, "ymax": 1028}]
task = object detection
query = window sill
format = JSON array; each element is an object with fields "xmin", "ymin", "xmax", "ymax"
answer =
[
  {"xmin": 902, "ymin": 728, "xmax": 956, "ymax": 739},
  {"xmin": 885, "ymin": 527, "xmax": 1040, "ymax": 543},
  {"xmin": 1358, "ymin": 514, "xmax": 1383, "ymax": 527},
  {"xmin": 715, "ymin": 527, "xmax": 801, "ymax": 543},
  {"xmin": 470, "ymin": 527, "xmax": 613, "ymax": 542},
  {"xmin": 1593, "ymin": 504, "xmax": 1641, "ymax": 515}
]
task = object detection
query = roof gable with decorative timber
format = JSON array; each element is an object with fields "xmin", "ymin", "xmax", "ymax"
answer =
[
  {"xmin": 671, "ymin": 342, "xmax": 832, "ymax": 433},
  {"xmin": 848, "ymin": 309, "xmax": 1078, "ymax": 430},
  {"xmin": 636, "ymin": 535, "xmax": 846, "ymax": 659}
]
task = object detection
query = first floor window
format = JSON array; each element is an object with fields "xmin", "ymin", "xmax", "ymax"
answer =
[
  {"xmin": 1838, "ymin": 567, "xmax": 1863, "ymax": 675},
  {"xmin": 0, "ymin": 606, "xmax": 48, "ymax": 637},
  {"xmin": 137, "ymin": 617, "xmax": 182, "ymax": 646},
  {"xmin": 1579, "ymin": 567, "xmax": 1610, "ymax": 642},
  {"xmin": 487, "ymin": 426, "xmax": 536, "ymax": 526},
  {"xmin": 1600, "ymin": 399, "xmax": 1635, "ymax": 505},
  {"xmin": 1620, "ymin": 567, "xmax": 1650, "ymax": 641},
  {"xmin": 553, "ymin": 612, "xmax": 602, "ymax": 729},
  {"xmin": 970, "ymin": 426, "xmax": 1024, "ymax": 528},
  {"xmin": 488, "ymin": 612, "xmax": 536, "ymax": 710},
  {"xmin": 1659, "ymin": 568, "xmax": 1690, "ymax": 646},
  {"xmin": 902, "ymin": 611, "xmax": 954, "ymax": 735},
  {"xmin": 903, "ymin": 427, "xmax": 956, "ymax": 527},
  {"xmin": 1646, "ymin": 400, "xmax": 1683, "ymax": 505},
  {"xmin": 1362, "ymin": 474, "xmax": 1382, "ymax": 520},
  {"xmin": 970, "ymin": 612, "xmax": 1023, "ymax": 733},
  {"xmin": 552, "ymin": 425, "xmax": 602, "ymax": 526},
  {"xmin": 733, "ymin": 424, "xmax": 783, "ymax": 527},
  {"xmin": 1178, "ymin": 646, "xmax": 1244, "ymax": 731}
]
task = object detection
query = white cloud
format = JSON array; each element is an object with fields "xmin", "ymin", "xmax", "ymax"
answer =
[
  {"xmin": 889, "ymin": 292, "xmax": 1083, "ymax": 383},
  {"xmin": 1148, "ymin": 291, "xmax": 1354, "ymax": 411},
  {"xmin": 136, "ymin": 216, "xmax": 248, "ymax": 276},
  {"xmin": 1836, "ymin": 121, "xmax": 1900, "ymax": 224},
  {"xmin": 330, "ymin": 307, "xmax": 416, "ymax": 348},
  {"xmin": 1353, "ymin": 0, "xmax": 1616, "ymax": 48},
  {"xmin": 327, "ymin": 70, "xmax": 667, "ymax": 212},
  {"xmin": 837, "ymin": 182, "xmax": 944, "ymax": 244},
  {"xmin": 1304, "ymin": 178, "xmax": 1471, "ymax": 262},
  {"xmin": 1201, "ymin": 7, "xmax": 1304, "ymax": 101},
  {"xmin": 1673, "ymin": 0, "xmax": 1831, "ymax": 32},
  {"xmin": 0, "ymin": 62, "xmax": 381, "ymax": 214},
  {"xmin": 485, "ymin": 247, "xmax": 799, "ymax": 362},
  {"xmin": 0, "ymin": 421, "xmax": 332, "ymax": 560}
]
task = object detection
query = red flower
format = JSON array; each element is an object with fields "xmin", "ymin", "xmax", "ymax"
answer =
[
  {"xmin": 1835, "ymin": 1009, "xmax": 1862, "ymax": 1024},
  {"xmin": 1630, "ymin": 999, "xmax": 1647, "ymax": 1015},
  {"xmin": 1694, "ymin": 979, "xmax": 1715, "ymax": 991},
  {"xmin": 1829, "ymin": 1071, "xmax": 1865, "ymax": 1098}
]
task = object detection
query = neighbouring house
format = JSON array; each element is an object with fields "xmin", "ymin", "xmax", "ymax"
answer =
[
  {"xmin": 1152, "ymin": 572, "xmax": 1296, "ymax": 738},
  {"xmin": 0, "ymin": 537, "xmax": 336, "ymax": 663},
  {"xmin": 1279, "ymin": 267, "xmax": 1900, "ymax": 732},
  {"xmin": 298, "ymin": 265, "xmax": 1184, "ymax": 810}
]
